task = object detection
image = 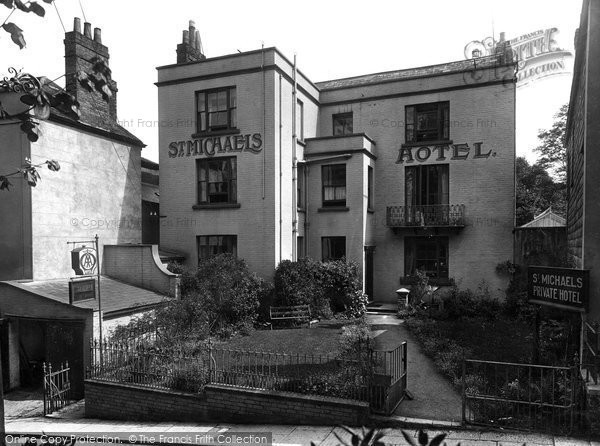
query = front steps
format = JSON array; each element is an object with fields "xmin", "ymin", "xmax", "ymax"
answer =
[{"xmin": 367, "ymin": 302, "xmax": 397, "ymax": 315}]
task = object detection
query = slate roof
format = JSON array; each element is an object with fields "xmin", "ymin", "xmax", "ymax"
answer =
[
  {"xmin": 19, "ymin": 276, "xmax": 168, "ymax": 316},
  {"xmin": 316, "ymin": 55, "xmax": 510, "ymax": 91},
  {"xmin": 43, "ymin": 79, "xmax": 145, "ymax": 148}
]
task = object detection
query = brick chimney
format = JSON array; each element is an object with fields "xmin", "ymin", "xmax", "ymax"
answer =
[
  {"xmin": 176, "ymin": 20, "xmax": 206, "ymax": 64},
  {"xmin": 64, "ymin": 17, "xmax": 118, "ymax": 127}
]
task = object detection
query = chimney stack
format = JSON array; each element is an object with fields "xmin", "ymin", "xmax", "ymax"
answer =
[
  {"xmin": 64, "ymin": 17, "xmax": 118, "ymax": 128},
  {"xmin": 176, "ymin": 19, "xmax": 205, "ymax": 64},
  {"xmin": 73, "ymin": 17, "xmax": 81, "ymax": 34},
  {"xmin": 83, "ymin": 22, "xmax": 92, "ymax": 38},
  {"xmin": 94, "ymin": 27, "xmax": 102, "ymax": 44}
]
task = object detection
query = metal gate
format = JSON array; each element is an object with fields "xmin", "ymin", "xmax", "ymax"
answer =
[
  {"xmin": 43, "ymin": 361, "xmax": 72, "ymax": 415},
  {"xmin": 462, "ymin": 359, "xmax": 586, "ymax": 435},
  {"xmin": 371, "ymin": 342, "xmax": 408, "ymax": 415}
]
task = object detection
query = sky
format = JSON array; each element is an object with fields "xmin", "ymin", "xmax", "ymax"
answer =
[{"xmin": 1, "ymin": 0, "xmax": 582, "ymax": 163}]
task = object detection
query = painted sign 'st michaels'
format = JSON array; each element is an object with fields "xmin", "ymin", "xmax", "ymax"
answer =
[
  {"xmin": 168, "ymin": 133, "xmax": 263, "ymax": 158},
  {"xmin": 396, "ymin": 142, "xmax": 495, "ymax": 164}
]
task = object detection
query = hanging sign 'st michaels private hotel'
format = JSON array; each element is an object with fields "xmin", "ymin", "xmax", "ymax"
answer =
[{"xmin": 157, "ymin": 22, "xmax": 516, "ymax": 302}]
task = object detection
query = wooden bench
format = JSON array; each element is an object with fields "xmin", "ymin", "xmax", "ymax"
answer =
[{"xmin": 269, "ymin": 305, "xmax": 316, "ymax": 329}]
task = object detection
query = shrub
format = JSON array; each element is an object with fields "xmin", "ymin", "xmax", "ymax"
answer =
[
  {"xmin": 117, "ymin": 254, "xmax": 266, "ymax": 347},
  {"xmin": 339, "ymin": 318, "xmax": 373, "ymax": 358},
  {"xmin": 273, "ymin": 258, "xmax": 367, "ymax": 318},
  {"xmin": 189, "ymin": 254, "xmax": 265, "ymax": 335},
  {"xmin": 441, "ymin": 282, "xmax": 502, "ymax": 320},
  {"xmin": 273, "ymin": 258, "xmax": 331, "ymax": 317},
  {"xmin": 168, "ymin": 361, "xmax": 209, "ymax": 393},
  {"xmin": 321, "ymin": 260, "xmax": 368, "ymax": 317}
]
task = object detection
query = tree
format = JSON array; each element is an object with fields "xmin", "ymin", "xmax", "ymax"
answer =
[
  {"xmin": 516, "ymin": 156, "xmax": 566, "ymax": 226},
  {"xmin": 535, "ymin": 104, "xmax": 568, "ymax": 183},
  {"xmin": 0, "ymin": 1, "xmax": 112, "ymax": 191}
]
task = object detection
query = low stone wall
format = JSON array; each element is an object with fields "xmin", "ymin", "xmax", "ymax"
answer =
[{"xmin": 85, "ymin": 380, "xmax": 369, "ymax": 425}]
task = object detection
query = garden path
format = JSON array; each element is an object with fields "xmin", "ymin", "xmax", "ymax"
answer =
[{"xmin": 367, "ymin": 314, "xmax": 463, "ymax": 422}]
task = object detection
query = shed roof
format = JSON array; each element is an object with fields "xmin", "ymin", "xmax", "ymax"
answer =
[{"xmin": 519, "ymin": 207, "xmax": 566, "ymax": 228}]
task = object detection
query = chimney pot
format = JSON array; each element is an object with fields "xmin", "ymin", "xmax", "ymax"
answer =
[
  {"xmin": 189, "ymin": 29, "xmax": 196, "ymax": 47},
  {"xmin": 195, "ymin": 30, "xmax": 201, "ymax": 51},
  {"xmin": 94, "ymin": 27, "xmax": 102, "ymax": 43},
  {"xmin": 182, "ymin": 29, "xmax": 189, "ymax": 44},
  {"xmin": 84, "ymin": 22, "xmax": 92, "ymax": 38},
  {"xmin": 499, "ymin": 31, "xmax": 506, "ymax": 42},
  {"xmin": 73, "ymin": 17, "xmax": 81, "ymax": 34},
  {"xmin": 189, "ymin": 20, "xmax": 196, "ymax": 29}
]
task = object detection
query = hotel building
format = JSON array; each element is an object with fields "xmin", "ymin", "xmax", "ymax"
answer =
[{"xmin": 157, "ymin": 22, "xmax": 516, "ymax": 302}]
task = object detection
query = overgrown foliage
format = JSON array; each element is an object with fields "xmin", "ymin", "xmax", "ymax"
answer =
[
  {"xmin": 273, "ymin": 258, "xmax": 368, "ymax": 319},
  {"xmin": 117, "ymin": 255, "xmax": 269, "ymax": 350},
  {"xmin": 516, "ymin": 156, "xmax": 566, "ymax": 226},
  {"xmin": 325, "ymin": 426, "xmax": 449, "ymax": 446},
  {"xmin": 535, "ymin": 103, "xmax": 567, "ymax": 182},
  {"xmin": 1, "ymin": 0, "xmax": 55, "ymax": 49}
]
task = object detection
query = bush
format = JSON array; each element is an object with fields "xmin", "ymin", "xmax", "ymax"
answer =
[
  {"xmin": 441, "ymin": 282, "xmax": 502, "ymax": 320},
  {"xmin": 273, "ymin": 258, "xmax": 331, "ymax": 317},
  {"xmin": 273, "ymin": 258, "xmax": 367, "ymax": 318},
  {"xmin": 118, "ymin": 254, "xmax": 266, "ymax": 347},
  {"xmin": 188, "ymin": 254, "xmax": 265, "ymax": 336},
  {"xmin": 168, "ymin": 361, "xmax": 209, "ymax": 393}
]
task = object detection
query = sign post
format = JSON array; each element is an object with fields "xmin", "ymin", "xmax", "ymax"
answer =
[
  {"xmin": 527, "ymin": 266, "xmax": 589, "ymax": 369},
  {"xmin": 95, "ymin": 234, "xmax": 103, "ymax": 365},
  {"xmin": 68, "ymin": 235, "xmax": 103, "ymax": 365}
]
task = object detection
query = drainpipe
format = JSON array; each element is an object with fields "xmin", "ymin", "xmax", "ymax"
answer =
[
  {"xmin": 292, "ymin": 54, "xmax": 298, "ymax": 261},
  {"xmin": 262, "ymin": 43, "xmax": 266, "ymax": 200},
  {"xmin": 279, "ymin": 74, "xmax": 283, "ymax": 264}
]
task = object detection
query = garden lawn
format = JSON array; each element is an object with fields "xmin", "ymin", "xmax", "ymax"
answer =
[{"xmin": 215, "ymin": 321, "xmax": 346, "ymax": 356}]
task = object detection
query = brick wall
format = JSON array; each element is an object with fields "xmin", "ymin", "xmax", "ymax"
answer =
[
  {"xmin": 103, "ymin": 244, "xmax": 180, "ymax": 297},
  {"xmin": 29, "ymin": 120, "xmax": 142, "ymax": 280},
  {"xmin": 85, "ymin": 380, "xmax": 369, "ymax": 425},
  {"xmin": 85, "ymin": 380, "xmax": 209, "ymax": 422},
  {"xmin": 205, "ymin": 384, "xmax": 369, "ymax": 426}
]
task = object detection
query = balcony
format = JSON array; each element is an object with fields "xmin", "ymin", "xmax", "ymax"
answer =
[{"xmin": 386, "ymin": 204, "xmax": 466, "ymax": 230}]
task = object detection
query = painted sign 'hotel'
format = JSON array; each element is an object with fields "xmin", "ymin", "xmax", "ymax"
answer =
[{"xmin": 157, "ymin": 22, "xmax": 516, "ymax": 302}]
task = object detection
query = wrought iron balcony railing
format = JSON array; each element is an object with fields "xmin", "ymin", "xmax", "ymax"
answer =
[{"xmin": 386, "ymin": 204, "xmax": 466, "ymax": 228}]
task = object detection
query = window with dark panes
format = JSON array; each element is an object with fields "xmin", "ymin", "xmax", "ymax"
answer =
[
  {"xmin": 332, "ymin": 112, "xmax": 353, "ymax": 136},
  {"xmin": 405, "ymin": 102, "xmax": 449, "ymax": 143},
  {"xmin": 405, "ymin": 164, "xmax": 449, "ymax": 206},
  {"xmin": 322, "ymin": 236, "xmax": 346, "ymax": 261},
  {"xmin": 196, "ymin": 87, "xmax": 237, "ymax": 133},
  {"xmin": 322, "ymin": 164, "xmax": 346, "ymax": 207},
  {"xmin": 197, "ymin": 157, "xmax": 237, "ymax": 204},
  {"xmin": 197, "ymin": 235, "xmax": 237, "ymax": 263},
  {"xmin": 404, "ymin": 236, "xmax": 448, "ymax": 280}
]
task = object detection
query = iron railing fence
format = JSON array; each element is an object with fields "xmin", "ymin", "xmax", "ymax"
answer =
[
  {"xmin": 462, "ymin": 359, "xmax": 585, "ymax": 435},
  {"xmin": 43, "ymin": 361, "xmax": 72, "ymax": 415},
  {"xmin": 88, "ymin": 340, "xmax": 209, "ymax": 392},
  {"xmin": 386, "ymin": 204, "xmax": 465, "ymax": 228},
  {"xmin": 88, "ymin": 339, "xmax": 408, "ymax": 415}
]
